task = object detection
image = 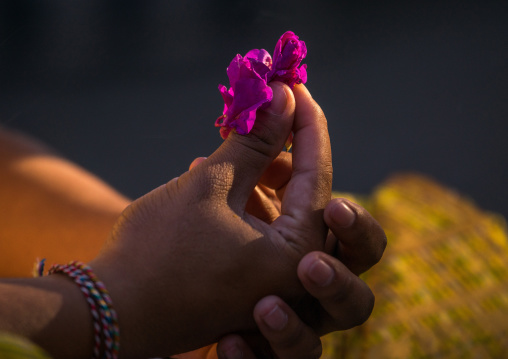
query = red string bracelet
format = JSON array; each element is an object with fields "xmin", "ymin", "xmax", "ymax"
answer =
[{"xmin": 38, "ymin": 260, "xmax": 119, "ymax": 359}]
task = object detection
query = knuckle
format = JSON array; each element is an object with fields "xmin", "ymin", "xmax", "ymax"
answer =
[
  {"xmin": 243, "ymin": 122, "xmax": 284, "ymax": 155},
  {"xmin": 233, "ymin": 132, "xmax": 281, "ymax": 169}
]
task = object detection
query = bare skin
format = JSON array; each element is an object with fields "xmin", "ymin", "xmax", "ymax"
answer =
[
  {"xmin": 0, "ymin": 128, "xmax": 129, "ymax": 277},
  {"xmin": 0, "ymin": 83, "xmax": 386, "ymax": 358},
  {"xmin": 182, "ymin": 154, "xmax": 386, "ymax": 359}
]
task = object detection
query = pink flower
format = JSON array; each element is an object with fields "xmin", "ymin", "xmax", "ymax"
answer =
[
  {"xmin": 244, "ymin": 48, "xmax": 272, "ymax": 82},
  {"xmin": 268, "ymin": 31, "xmax": 307, "ymax": 88},
  {"xmin": 216, "ymin": 31, "xmax": 307, "ymax": 139},
  {"xmin": 215, "ymin": 54, "xmax": 273, "ymax": 139}
]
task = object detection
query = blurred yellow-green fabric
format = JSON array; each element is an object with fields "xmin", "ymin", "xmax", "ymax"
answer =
[
  {"xmin": 323, "ymin": 173, "xmax": 508, "ymax": 358},
  {"xmin": 0, "ymin": 333, "xmax": 51, "ymax": 359}
]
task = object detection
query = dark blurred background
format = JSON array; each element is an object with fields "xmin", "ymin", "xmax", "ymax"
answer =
[{"xmin": 1, "ymin": 0, "xmax": 507, "ymax": 217}]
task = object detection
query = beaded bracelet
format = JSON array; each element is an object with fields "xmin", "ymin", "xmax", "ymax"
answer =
[{"xmin": 37, "ymin": 260, "xmax": 119, "ymax": 359}]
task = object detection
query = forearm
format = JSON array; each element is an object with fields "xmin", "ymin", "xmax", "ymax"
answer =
[
  {"xmin": 0, "ymin": 128, "xmax": 130, "ymax": 277},
  {"xmin": 0, "ymin": 275, "xmax": 94, "ymax": 359}
]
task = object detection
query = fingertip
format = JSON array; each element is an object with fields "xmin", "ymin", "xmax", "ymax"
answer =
[
  {"xmin": 263, "ymin": 81, "xmax": 291, "ymax": 116},
  {"xmin": 217, "ymin": 335, "xmax": 248, "ymax": 359},
  {"xmin": 298, "ymin": 252, "xmax": 336, "ymax": 288},
  {"xmin": 253, "ymin": 295, "xmax": 323, "ymax": 359},
  {"xmin": 292, "ymin": 84, "xmax": 323, "ymax": 126},
  {"xmin": 293, "ymin": 83, "xmax": 313, "ymax": 98},
  {"xmin": 298, "ymin": 252, "xmax": 376, "ymax": 331},
  {"xmin": 189, "ymin": 157, "xmax": 207, "ymax": 170},
  {"xmin": 254, "ymin": 296, "xmax": 288, "ymax": 331},
  {"xmin": 325, "ymin": 198, "xmax": 357, "ymax": 229},
  {"xmin": 241, "ymin": 81, "xmax": 294, "ymax": 146},
  {"xmin": 325, "ymin": 198, "xmax": 387, "ymax": 275}
]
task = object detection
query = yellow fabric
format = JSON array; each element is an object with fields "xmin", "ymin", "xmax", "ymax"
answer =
[
  {"xmin": 322, "ymin": 173, "xmax": 508, "ymax": 358},
  {"xmin": 0, "ymin": 333, "xmax": 51, "ymax": 359}
]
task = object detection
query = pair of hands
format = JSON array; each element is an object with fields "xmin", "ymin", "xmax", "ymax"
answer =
[
  {"xmin": 90, "ymin": 83, "xmax": 386, "ymax": 358},
  {"xmin": 183, "ymin": 159, "xmax": 385, "ymax": 359}
]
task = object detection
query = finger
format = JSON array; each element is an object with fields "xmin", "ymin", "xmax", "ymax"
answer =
[
  {"xmin": 189, "ymin": 157, "xmax": 207, "ymax": 170},
  {"xmin": 274, "ymin": 85, "xmax": 332, "ymax": 244},
  {"xmin": 217, "ymin": 334, "xmax": 258, "ymax": 359},
  {"xmin": 218, "ymin": 333, "xmax": 276, "ymax": 359},
  {"xmin": 245, "ymin": 184, "xmax": 281, "ymax": 223},
  {"xmin": 185, "ymin": 82, "xmax": 295, "ymax": 213},
  {"xmin": 252, "ymin": 295, "xmax": 322, "ymax": 359},
  {"xmin": 324, "ymin": 198, "xmax": 387, "ymax": 275},
  {"xmin": 297, "ymin": 252, "xmax": 375, "ymax": 333},
  {"xmin": 258, "ymin": 151, "xmax": 292, "ymax": 189},
  {"xmin": 258, "ymin": 151, "xmax": 292, "ymax": 203}
]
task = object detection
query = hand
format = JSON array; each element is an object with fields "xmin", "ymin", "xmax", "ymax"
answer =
[
  {"xmin": 89, "ymin": 83, "xmax": 333, "ymax": 358},
  {"xmin": 180, "ymin": 155, "xmax": 386, "ymax": 358},
  {"xmin": 216, "ymin": 198, "xmax": 386, "ymax": 359}
]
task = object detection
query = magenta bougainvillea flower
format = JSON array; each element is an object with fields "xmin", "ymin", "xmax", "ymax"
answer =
[
  {"xmin": 215, "ymin": 31, "xmax": 307, "ymax": 139},
  {"xmin": 215, "ymin": 54, "xmax": 273, "ymax": 139},
  {"xmin": 268, "ymin": 31, "xmax": 308, "ymax": 88}
]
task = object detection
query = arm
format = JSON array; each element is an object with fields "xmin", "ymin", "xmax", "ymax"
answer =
[
  {"xmin": 0, "ymin": 275, "xmax": 95, "ymax": 358},
  {"xmin": 186, "ymin": 86, "xmax": 386, "ymax": 359},
  {"xmin": 217, "ymin": 198, "xmax": 386, "ymax": 359},
  {"xmin": 0, "ymin": 83, "xmax": 384, "ymax": 358},
  {"xmin": 0, "ymin": 128, "xmax": 129, "ymax": 277},
  {"xmin": 177, "ymin": 193, "xmax": 386, "ymax": 359},
  {"xmin": 0, "ymin": 82, "xmax": 328, "ymax": 357}
]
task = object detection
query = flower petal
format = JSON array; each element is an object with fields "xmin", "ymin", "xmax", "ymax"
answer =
[
  {"xmin": 245, "ymin": 49, "xmax": 272, "ymax": 80},
  {"xmin": 216, "ymin": 32, "xmax": 307, "ymax": 139},
  {"xmin": 216, "ymin": 54, "xmax": 273, "ymax": 139},
  {"xmin": 268, "ymin": 31, "xmax": 307, "ymax": 87}
]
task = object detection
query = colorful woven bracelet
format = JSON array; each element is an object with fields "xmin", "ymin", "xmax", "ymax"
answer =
[
  {"xmin": 38, "ymin": 260, "xmax": 120, "ymax": 359},
  {"xmin": 60, "ymin": 262, "xmax": 119, "ymax": 356}
]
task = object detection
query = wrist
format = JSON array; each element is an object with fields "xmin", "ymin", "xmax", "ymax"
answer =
[
  {"xmin": 47, "ymin": 261, "xmax": 119, "ymax": 358},
  {"xmin": 89, "ymin": 253, "xmax": 226, "ymax": 357},
  {"xmin": 39, "ymin": 274, "xmax": 95, "ymax": 358},
  {"xmin": 0, "ymin": 275, "xmax": 94, "ymax": 359},
  {"xmin": 88, "ymin": 256, "xmax": 158, "ymax": 358}
]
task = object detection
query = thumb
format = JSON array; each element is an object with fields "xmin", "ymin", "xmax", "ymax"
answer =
[{"xmin": 191, "ymin": 82, "xmax": 295, "ymax": 213}]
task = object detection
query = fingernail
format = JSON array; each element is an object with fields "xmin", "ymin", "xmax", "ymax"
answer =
[
  {"xmin": 333, "ymin": 200, "xmax": 356, "ymax": 228},
  {"xmin": 308, "ymin": 259, "xmax": 334, "ymax": 287},
  {"xmin": 295, "ymin": 83, "xmax": 313, "ymax": 98},
  {"xmin": 264, "ymin": 83, "xmax": 288, "ymax": 116},
  {"xmin": 262, "ymin": 304, "xmax": 288, "ymax": 331},
  {"xmin": 220, "ymin": 344, "xmax": 243, "ymax": 359},
  {"xmin": 189, "ymin": 157, "xmax": 207, "ymax": 170}
]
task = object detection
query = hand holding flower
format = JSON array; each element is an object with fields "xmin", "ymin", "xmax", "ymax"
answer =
[
  {"xmin": 178, "ymin": 153, "xmax": 386, "ymax": 359},
  {"xmin": 216, "ymin": 31, "xmax": 307, "ymax": 140},
  {"xmin": 88, "ymin": 82, "xmax": 332, "ymax": 357}
]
